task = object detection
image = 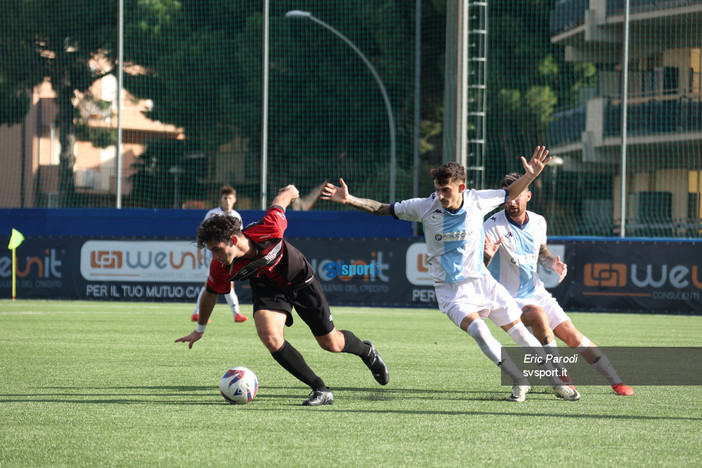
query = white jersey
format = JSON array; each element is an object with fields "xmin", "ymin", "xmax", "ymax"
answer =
[
  {"xmin": 204, "ymin": 207, "xmax": 242, "ymax": 223},
  {"xmin": 483, "ymin": 209, "xmax": 547, "ymax": 299},
  {"xmin": 391, "ymin": 189, "xmax": 508, "ymax": 283}
]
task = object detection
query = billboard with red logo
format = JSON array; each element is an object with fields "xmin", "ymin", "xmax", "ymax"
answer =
[{"xmin": 1, "ymin": 235, "xmax": 700, "ymax": 314}]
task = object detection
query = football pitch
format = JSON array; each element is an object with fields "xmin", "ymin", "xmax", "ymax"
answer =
[{"xmin": 1, "ymin": 300, "xmax": 701, "ymax": 467}]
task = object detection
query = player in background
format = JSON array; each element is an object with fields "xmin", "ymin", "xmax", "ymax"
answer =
[
  {"xmin": 322, "ymin": 147, "xmax": 579, "ymax": 402},
  {"xmin": 192, "ymin": 186, "xmax": 248, "ymax": 324},
  {"xmin": 483, "ymin": 172, "xmax": 634, "ymax": 396},
  {"xmin": 176, "ymin": 185, "xmax": 389, "ymax": 406}
]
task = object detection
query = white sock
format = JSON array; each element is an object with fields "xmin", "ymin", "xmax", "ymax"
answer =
[
  {"xmin": 544, "ymin": 341, "xmax": 569, "ymax": 380},
  {"xmin": 194, "ymin": 285, "xmax": 206, "ymax": 314},
  {"xmin": 575, "ymin": 336, "xmax": 592, "ymax": 353},
  {"xmin": 224, "ymin": 287, "xmax": 240, "ymax": 315},
  {"xmin": 591, "ymin": 354, "xmax": 622, "ymax": 385},
  {"xmin": 508, "ymin": 323, "xmax": 563, "ymax": 385},
  {"xmin": 576, "ymin": 336, "xmax": 622, "ymax": 385},
  {"xmin": 467, "ymin": 319, "xmax": 502, "ymax": 365},
  {"xmin": 467, "ymin": 319, "xmax": 526, "ymax": 384},
  {"xmin": 507, "ymin": 322, "xmax": 544, "ymax": 349}
]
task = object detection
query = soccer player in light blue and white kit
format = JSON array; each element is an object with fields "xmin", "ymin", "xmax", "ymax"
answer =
[
  {"xmin": 483, "ymin": 172, "xmax": 633, "ymax": 396},
  {"xmin": 192, "ymin": 186, "xmax": 248, "ymax": 324},
  {"xmin": 322, "ymin": 147, "xmax": 579, "ymax": 402}
]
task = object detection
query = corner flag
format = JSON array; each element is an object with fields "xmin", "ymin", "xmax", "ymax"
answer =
[
  {"xmin": 8, "ymin": 229, "xmax": 24, "ymax": 250},
  {"xmin": 8, "ymin": 229, "xmax": 25, "ymax": 300}
]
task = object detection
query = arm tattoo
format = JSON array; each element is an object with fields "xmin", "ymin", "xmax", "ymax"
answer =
[
  {"xmin": 347, "ymin": 195, "xmax": 391, "ymax": 216},
  {"xmin": 538, "ymin": 245, "xmax": 555, "ymax": 269}
]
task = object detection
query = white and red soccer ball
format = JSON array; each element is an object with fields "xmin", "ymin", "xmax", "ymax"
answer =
[{"xmin": 219, "ymin": 366, "xmax": 258, "ymax": 404}]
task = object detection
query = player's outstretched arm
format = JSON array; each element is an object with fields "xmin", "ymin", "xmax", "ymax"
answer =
[
  {"xmin": 271, "ymin": 185, "xmax": 300, "ymax": 211},
  {"xmin": 321, "ymin": 178, "xmax": 391, "ymax": 216},
  {"xmin": 538, "ymin": 244, "xmax": 567, "ymax": 283},
  {"xmin": 175, "ymin": 290, "xmax": 218, "ymax": 349},
  {"xmin": 506, "ymin": 146, "xmax": 552, "ymax": 201}
]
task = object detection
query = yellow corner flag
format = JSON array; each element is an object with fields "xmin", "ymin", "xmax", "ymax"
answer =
[
  {"xmin": 8, "ymin": 228, "xmax": 24, "ymax": 250},
  {"xmin": 8, "ymin": 229, "xmax": 25, "ymax": 300}
]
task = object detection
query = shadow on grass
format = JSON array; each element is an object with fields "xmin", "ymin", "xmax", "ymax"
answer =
[{"xmin": 0, "ymin": 385, "xmax": 700, "ymax": 422}]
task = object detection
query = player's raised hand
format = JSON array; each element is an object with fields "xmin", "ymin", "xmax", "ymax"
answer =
[
  {"xmin": 175, "ymin": 331, "xmax": 203, "ymax": 349},
  {"xmin": 520, "ymin": 146, "xmax": 552, "ymax": 181},
  {"xmin": 279, "ymin": 184, "xmax": 299, "ymax": 200},
  {"xmin": 553, "ymin": 255, "xmax": 568, "ymax": 283},
  {"xmin": 484, "ymin": 235, "xmax": 502, "ymax": 258},
  {"xmin": 321, "ymin": 178, "xmax": 350, "ymax": 204}
]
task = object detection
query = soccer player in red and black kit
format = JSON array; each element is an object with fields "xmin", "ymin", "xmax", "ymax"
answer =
[{"xmin": 176, "ymin": 185, "xmax": 389, "ymax": 406}]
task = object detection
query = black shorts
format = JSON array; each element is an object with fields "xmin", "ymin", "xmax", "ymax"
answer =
[{"xmin": 250, "ymin": 276, "xmax": 335, "ymax": 336}]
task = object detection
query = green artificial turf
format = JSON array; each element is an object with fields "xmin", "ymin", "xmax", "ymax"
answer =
[{"xmin": 1, "ymin": 300, "xmax": 700, "ymax": 467}]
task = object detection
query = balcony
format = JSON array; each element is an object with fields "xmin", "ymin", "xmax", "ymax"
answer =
[
  {"xmin": 548, "ymin": 96, "xmax": 702, "ymax": 153},
  {"xmin": 551, "ymin": 0, "xmax": 702, "ymax": 52},
  {"xmin": 551, "ymin": 0, "xmax": 589, "ymax": 36}
]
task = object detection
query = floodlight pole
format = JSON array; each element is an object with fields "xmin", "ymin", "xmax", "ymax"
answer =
[
  {"xmin": 261, "ymin": 0, "xmax": 270, "ymax": 209},
  {"xmin": 116, "ymin": 0, "xmax": 124, "ymax": 208},
  {"xmin": 286, "ymin": 10, "xmax": 397, "ymax": 201},
  {"xmin": 619, "ymin": 0, "xmax": 630, "ymax": 237}
]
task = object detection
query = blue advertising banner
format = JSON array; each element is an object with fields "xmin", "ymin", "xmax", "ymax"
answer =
[
  {"xmin": 544, "ymin": 239, "xmax": 702, "ymax": 314},
  {"xmin": 1, "ymin": 236, "xmax": 700, "ymax": 314}
]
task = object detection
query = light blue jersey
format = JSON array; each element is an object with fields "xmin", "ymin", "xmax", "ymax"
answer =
[
  {"xmin": 483, "ymin": 209, "xmax": 547, "ymax": 298},
  {"xmin": 391, "ymin": 189, "xmax": 508, "ymax": 283}
]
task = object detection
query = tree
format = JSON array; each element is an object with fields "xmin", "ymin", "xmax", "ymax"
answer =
[
  {"xmin": 123, "ymin": 0, "xmax": 416, "ymax": 203},
  {"xmin": 487, "ymin": 0, "xmax": 595, "ymax": 183},
  {"xmin": 0, "ymin": 0, "xmax": 118, "ymax": 206}
]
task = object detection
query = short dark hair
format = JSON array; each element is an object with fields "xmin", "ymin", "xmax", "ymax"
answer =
[
  {"xmin": 221, "ymin": 186, "xmax": 236, "ymax": 196},
  {"xmin": 196, "ymin": 215, "xmax": 242, "ymax": 249},
  {"xmin": 500, "ymin": 172, "xmax": 522, "ymax": 189},
  {"xmin": 430, "ymin": 162, "xmax": 465, "ymax": 185}
]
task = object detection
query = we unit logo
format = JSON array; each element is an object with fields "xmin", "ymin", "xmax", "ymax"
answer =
[
  {"xmin": 91, "ymin": 251, "xmax": 123, "ymax": 269},
  {"xmin": 583, "ymin": 262, "xmax": 702, "ymax": 301},
  {"xmin": 584, "ymin": 263, "xmax": 627, "ymax": 287},
  {"xmin": 80, "ymin": 241, "xmax": 205, "ymax": 282}
]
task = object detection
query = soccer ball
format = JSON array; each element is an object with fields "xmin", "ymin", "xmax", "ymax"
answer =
[{"xmin": 219, "ymin": 367, "xmax": 258, "ymax": 404}]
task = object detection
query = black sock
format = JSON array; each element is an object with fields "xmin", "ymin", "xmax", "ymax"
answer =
[
  {"xmin": 271, "ymin": 341, "xmax": 326, "ymax": 390},
  {"xmin": 341, "ymin": 330, "xmax": 370, "ymax": 358}
]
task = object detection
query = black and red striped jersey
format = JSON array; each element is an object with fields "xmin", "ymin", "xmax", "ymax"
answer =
[{"xmin": 206, "ymin": 205, "xmax": 314, "ymax": 292}]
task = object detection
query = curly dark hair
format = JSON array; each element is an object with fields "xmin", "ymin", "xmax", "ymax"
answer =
[
  {"xmin": 430, "ymin": 162, "xmax": 465, "ymax": 185},
  {"xmin": 499, "ymin": 172, "xmax": 523, "ymax": 189},
  {"xmin": 196, "ymin": 215, "xmax": 242, "ymax": 249}
]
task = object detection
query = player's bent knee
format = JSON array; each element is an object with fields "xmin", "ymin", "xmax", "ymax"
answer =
[
  {"xmin": 259, "ymin": 334, "xmax": 285, "ymax": 353},
  {"xmin": 520, "ymin": 305, "xmax": 545, "ymax": 327},
  {"xmin": 316, "ymin": 332, "xmax": 345, "ymax": 353}
]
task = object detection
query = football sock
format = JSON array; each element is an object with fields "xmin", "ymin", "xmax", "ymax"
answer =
[
  {"xmin": 544, "ymin": 341, "xmax": 569, "ymax": 380},
  {"xmin": 271, "ymin": 341, "xmax": 327, "ymax": 390},
  {"xmin": 194, "ymin": 285, "xmax": 205, "ymax": 313},
  {"xmin": 340, "ymin": 330, "xmax": 369, "ymax": 357},
  {"xmin": 466, "ymin": 319, "xmax": 502, "ymax": 365},
  {"xmin": 507, "ymin": 322, "xmax": 543, "ymax": 349},
  {"xmin": 508, "ymin": 323, "xmax": 563, "ymax": 385},
  {"xmin": 498, "ymin": 357, "xmax": 528, "ymax": 384},
  {"xmin": 224, "ymin": 288, "xmax": 240, "ymax": 315},
  {"xmin": 591, "ymin": 355, "xmax": 623, "ymax": 385}
]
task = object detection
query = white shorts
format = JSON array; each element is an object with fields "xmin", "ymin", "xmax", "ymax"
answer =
[
  {"xmin": 434, "ymin": 276, "xmax": 523, "ymax": 328},
  {"xmin": 514, "ymin": 285, "xmax": 570, "ymax": 330}
]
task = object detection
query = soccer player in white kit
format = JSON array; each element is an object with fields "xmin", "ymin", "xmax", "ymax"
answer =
[
  {"xmin": 322, "ymin": 147, "xmax": 579, "ymax": 402},
  {"xmin": 483, "ymin": 172, "xmax": 633, "ymax": 396},
  {"xmin": 191, "ymin": 186, "xmax": 248, "ymax": 323}
]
